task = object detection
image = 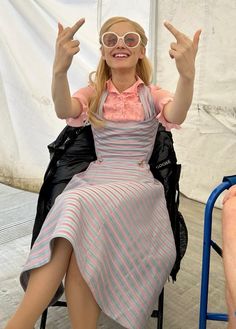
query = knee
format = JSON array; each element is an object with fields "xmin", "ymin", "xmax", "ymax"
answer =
[
  {"xmin": 222, "ymin": 197, "xmax": 236, "ymax": 226},
  {"xmin": 222, "ymin": 198, "xmax": 236, "ymax": 246}
]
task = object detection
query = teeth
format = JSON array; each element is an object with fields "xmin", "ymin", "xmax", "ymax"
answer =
[{"xmin": 114, "ymin": 54, "xmax": 128, "ymax": 58}]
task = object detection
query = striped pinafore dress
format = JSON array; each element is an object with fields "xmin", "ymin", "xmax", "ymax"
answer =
[{"xmin": 20, "ymin": 86, "xmax": 176, "ymax": 329}]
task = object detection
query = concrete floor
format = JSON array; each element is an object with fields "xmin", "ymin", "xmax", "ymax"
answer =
[{"xmin": 0, "ymin": 183, "xmax": 228, "ymax": 329}]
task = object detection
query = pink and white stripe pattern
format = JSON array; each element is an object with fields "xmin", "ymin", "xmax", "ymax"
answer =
[{"xmin": 20, "ymin": 87, "xmax": 176, "ymax": 329}]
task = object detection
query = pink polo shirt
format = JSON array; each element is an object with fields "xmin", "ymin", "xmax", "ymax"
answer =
[{"xmin": 67, "ymin": 77, "xmax": 178, "ymax": 130}]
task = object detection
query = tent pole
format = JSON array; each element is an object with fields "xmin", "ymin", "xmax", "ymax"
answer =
[{"xmin": 149, "ymin": 0, "xmax": 158, "ymax": 84}]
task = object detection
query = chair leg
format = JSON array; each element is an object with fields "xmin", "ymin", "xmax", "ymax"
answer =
[
  {"xmin": 157, "ymin": 289, "xmax": 164, "ymax": 329},
  {"xmin": 39, "ymin": 308, "xmax": 48, "ymax": 329}
]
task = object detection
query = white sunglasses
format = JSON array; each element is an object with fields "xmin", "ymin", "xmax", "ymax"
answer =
[{"xmin": 101, "ymin": 31, "xmax": 141, "ymax": 48}]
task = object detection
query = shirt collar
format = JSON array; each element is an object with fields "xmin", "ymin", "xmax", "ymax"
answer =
[{"xmin": 106, "ymin": 76, "xmax": 145, "ymax": 94}]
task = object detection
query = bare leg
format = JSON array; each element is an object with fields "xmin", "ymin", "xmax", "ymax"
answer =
[
  {"xmin": 65, "ymin": 252, "xmax": 101, "ymax": 329},
  {"xmin": 5, "ymin": 238, "xmax": 72, "ymax": 329},
  {"xmin": 222, "ymin": 197, "xmax": 236, "ymax": 328},
  {"xmin": 226, "ymin": 287, "xmax": 236, "ymax": 329}
]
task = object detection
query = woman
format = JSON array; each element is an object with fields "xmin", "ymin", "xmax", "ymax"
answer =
[{"xmin": 5, "ymin": 16, "xmax": 200, "ymax": 329}]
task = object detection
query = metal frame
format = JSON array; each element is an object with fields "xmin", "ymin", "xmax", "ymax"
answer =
[{"xmin": 199, "ymin": 175, "xmax": 236, "ymax": 328}]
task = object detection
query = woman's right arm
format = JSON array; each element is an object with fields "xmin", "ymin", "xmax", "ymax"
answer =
[{"xmin": 51, "ymin": 18, "xmax": 85, "ymax": 119}]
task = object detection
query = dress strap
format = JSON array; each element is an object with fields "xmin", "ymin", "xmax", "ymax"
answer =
[
  {"xmin": 138, "ymin": 85, "xmax": 156, "ymax": 119},
  {"xmin": 97, "ymin": 90, "xmax": 108, "ymax": 117}
]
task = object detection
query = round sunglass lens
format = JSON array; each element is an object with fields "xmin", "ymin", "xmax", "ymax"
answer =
[
  {"xmin": 103, "ymin": 33, "xmax": 118, "ymax": 47},
  {"xmin": 124, "ymin": 33, "xmax": 140, "ymax": 47}
]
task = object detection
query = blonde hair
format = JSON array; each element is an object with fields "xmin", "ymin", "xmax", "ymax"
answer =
[{"xmin": 88, "ymin": 16, "xmax": 153, "ymax": 126}]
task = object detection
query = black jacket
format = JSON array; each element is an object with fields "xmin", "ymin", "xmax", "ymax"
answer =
[{"xmin": 31, "ymin": 123, "xmax": 187, "ymax": 281}]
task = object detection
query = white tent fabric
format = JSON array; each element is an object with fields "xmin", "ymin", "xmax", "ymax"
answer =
[
  {"xmin": 154, "ymin": 1, "xmax": 236, "ymax": 206},
  {"xmin": 0, "ymin": 0, "xmax": 235, "ymax": 206}
]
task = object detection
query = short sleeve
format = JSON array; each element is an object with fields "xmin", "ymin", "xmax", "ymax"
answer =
[
  {"xmin": 149, "ymin": 85, "xmax": 180, "ymax": 131},
  {"xmin": 66, "ymin": 85, "xmax": 95, "ymax": 127}
]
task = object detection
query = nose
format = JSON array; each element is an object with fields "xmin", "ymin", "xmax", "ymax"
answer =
[{"xmin": 117, "ymin": 37, "xmax": 125, "ymax": 47}]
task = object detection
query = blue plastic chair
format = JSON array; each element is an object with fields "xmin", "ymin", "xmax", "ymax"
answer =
[{"xmin": 199, "ymin": 175, "xmax": 236, "ymax": 328}]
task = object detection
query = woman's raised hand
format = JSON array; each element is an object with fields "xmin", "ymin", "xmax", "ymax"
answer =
[
  {"xmin": 164, "ymin": 21, "xmax": 201, "ymax": 81},
  {"xmin": 53, "ymin": 18, "xmax": 85, "ymax": 74}
]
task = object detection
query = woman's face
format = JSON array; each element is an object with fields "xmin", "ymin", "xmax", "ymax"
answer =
[{"xmin": 101, "ymin": 21, "xmax": 145, "ymax": 72}]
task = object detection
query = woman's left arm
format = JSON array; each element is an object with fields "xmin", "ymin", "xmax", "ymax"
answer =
[{"xmin": 163, "ymin": 22, "xmax": 201, "ymax": 125}]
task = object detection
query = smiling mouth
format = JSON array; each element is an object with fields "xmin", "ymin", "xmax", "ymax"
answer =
[{"xmin": 113, "ymin": 53, "xmax": 130, "ymax": 58}]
